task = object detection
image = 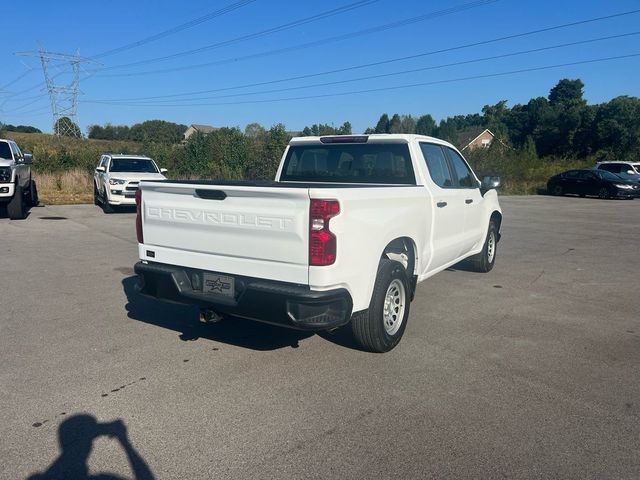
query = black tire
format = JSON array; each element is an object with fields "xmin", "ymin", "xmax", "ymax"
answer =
[
  {"xmin": 94, "ymin": 183, "xmax": 100, "ymax": 205},
  {"xmin": 598, "ymin": 187, "xmax": 612, "ymax": 199},
  {"xmin": 7, "ymin": 184, "xmax": 27, "ymax": 220},
  {"xmin": 467, "ymin": 220, "xmax": 498, "ymax": 273},
  {"xmin": 28, "ymin": 180, "xmax": 39, "ymax": 207},
  {"xmin": 351, "ymin": 259, "xmax": 411, "ymax": 353},
  {"xmin": 102, "ymin": 188, "xmax": 114, "ymax": 213},
  {"xmin": 551, "ymin": 184, "xmax": 563, "ymax": 196}
]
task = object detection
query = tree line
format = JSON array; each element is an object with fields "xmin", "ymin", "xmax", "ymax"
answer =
[
  {"xmin": 3, "ymin": 78, "xmax": 638, "ymax": 189},
  {"xmin": 88, "ymin": 119, "xmax": 188, "ymax": 144},
  {"xmin": 361, "ymin": 79, "xmax": 640, "ymax": 161}
]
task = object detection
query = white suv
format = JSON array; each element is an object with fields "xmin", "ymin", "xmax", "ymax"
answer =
[
  {"xmin": 595, "ymin": 161, "xmax": 640, "ymax": 183},
  {"xmin": 94, "ymin": 154, "xmax": 167, "ymax": 213}
]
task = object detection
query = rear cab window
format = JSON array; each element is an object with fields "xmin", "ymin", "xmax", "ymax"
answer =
[{"xmin": 280, "ymin": 142, "xmax": 415, "ymax": 184}]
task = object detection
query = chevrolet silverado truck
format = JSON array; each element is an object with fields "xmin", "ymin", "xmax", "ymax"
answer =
[
  {"xmin": 0, "ymin": 138, "xmax": 38, "ymax": 220},
  {"xmin": 134, "ymin": 134, "xmax": 502, "ymax": 352},
  {"xmin": 94, "ymin": 154, "xmax": 167, "ymax": 213}
]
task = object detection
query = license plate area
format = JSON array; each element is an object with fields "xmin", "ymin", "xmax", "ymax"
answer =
[{"xmin": 203, "ymin": 273, "xmax": 235, "ymax": 297}]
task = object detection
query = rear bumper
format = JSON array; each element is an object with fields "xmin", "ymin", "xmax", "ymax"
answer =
[{"xmin": 134, "ymin": 261, "xmax": 353, "ymax": 331}]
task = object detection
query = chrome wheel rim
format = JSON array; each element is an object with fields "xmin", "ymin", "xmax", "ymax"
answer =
[
  {"xmin": 383, "ymin": 279, "xmax": 406, "ymax": 335},
  {"xmin": 487, "ymin": 231, "xmax": 496, "ymax": 263}
]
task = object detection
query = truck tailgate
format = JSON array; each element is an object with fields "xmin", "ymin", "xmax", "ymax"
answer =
[{"xmin": 139, "ymin": 182, "xmax": 310, "ymax": 284}]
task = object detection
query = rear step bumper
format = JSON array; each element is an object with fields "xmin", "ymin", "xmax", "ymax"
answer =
[{"xmin": 134, "ymin": 261, "xmax": 353, "ymax": 331}]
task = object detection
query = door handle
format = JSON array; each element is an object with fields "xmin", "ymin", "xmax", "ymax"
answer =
[
  {"xmin": 465, "ymin": 199, "xmax": 473, "ymax": 204},
  {"xmin": 437, "ymin": 201, "xmax": 447, "ymax": 208}
]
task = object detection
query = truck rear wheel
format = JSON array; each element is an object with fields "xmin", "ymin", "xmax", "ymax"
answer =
[
  {"xmin": 467, "ymin": 220, "xmax": 497, "ymax": 273},
  {"xmin": 351, "ymin": 259, "xmax": 410, "ymax": 353},
  {"xmin": 7, "ymin": 185, "xmax": 27, "ymax": 220}
]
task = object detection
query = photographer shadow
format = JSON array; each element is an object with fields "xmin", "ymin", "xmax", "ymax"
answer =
[
  {"xmin": 122, "ymin": 276, "xmax": 313, "ymax": 351},
  {"xmin": 27, "ymin": 414, "xmax": 154, "ymax": 480}
]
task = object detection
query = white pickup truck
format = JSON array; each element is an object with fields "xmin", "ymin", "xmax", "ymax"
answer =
[
  {"xmin": 134, "ymin": 134, "xmax": 502, "ymax": 352},
  {"xmin": 0, "ymin": 138, "xmax": 38, "ymax": 220}
]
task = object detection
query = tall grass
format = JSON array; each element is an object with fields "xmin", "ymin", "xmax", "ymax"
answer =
[{"xmin": 35, "ymin": 170, "xmax": 93, "ymax": 205}]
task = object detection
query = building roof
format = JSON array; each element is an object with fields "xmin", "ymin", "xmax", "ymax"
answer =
[
  {"xmin": 458, "ymin": 128, "xmax": 494, "ymax": 150},
  {"xmin": 189, "ymin": 124, "xmax": 216, "ymax": 133}
]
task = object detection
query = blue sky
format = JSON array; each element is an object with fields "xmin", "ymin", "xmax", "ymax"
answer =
[{"xmin": 2, "ymin": 0, "xmax": 640, "ymax": 134}]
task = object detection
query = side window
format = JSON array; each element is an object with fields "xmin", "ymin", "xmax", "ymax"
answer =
[
  {"xmin": 598, "ymin": 164, "xmax": 613, "ymax": 172},
  {"xmin": 420, "ymin": 143, "xmax": 453, "ymax": 188},
  {"xmin": 564, "ymin": 171, "xmax": 579, "ymax": 179},
  {"xmin": 10, "ymin": 142, "xmax": 22, "ymax": 160},
  {"xmin": 445, "ymin": 148, "xmax": 476, "ymax": 188}
]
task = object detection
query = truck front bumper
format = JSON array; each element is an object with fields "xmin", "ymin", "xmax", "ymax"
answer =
[
  {"xmin": 0, "ymin": 183, "xmax": 15, "ymax": 201},
  {"xmin": 134, "ymin": 261, "xmax": 353, "ymax": 331}
]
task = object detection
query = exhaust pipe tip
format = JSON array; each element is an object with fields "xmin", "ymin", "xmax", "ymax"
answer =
[{"xmin": 199, "ymin": 309, "xmax": 224, "ymax": 324}]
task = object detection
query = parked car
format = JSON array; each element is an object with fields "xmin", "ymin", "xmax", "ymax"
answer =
[
  {"xmin": 133, "ymin": 134, "xmax": 503, "ymax": 352},
  {"xmin": 595, "ymin": 161, "xmax": 640, "ymax": 183},
  {"xmin": 93, "ymin": 154, "xmax": 167, "ymax": 213},
  {"xmin": 547, "ymin": 169, "xmax": 640, "ymax": 199},
  {"xmin": 0, "ymin": 138, "xmax": 38, "ymax": 219}
]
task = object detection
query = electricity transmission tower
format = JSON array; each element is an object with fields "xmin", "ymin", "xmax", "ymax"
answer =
[{"xmin": 17, "ymin": 48, "xmax": 97, "ymax": 137}]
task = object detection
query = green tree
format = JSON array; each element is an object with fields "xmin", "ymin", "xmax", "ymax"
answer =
[
  {"xmin": 388, "ymin": 114, "xmax": 402, "ymax": 133},
  {"xmin": 54, "ymin": 117, "xmax": 81, "ymax": 137},
  {"xmin": 415, "ymin": 114, "xmax": 436, "ymax": 136},
  {"xmin": 374, "ymin": 113, "xmax": 390, "ymax": 134},
  {"xmin": 128, "ymin": 120, "xmax": 187, "ymax": 144}
]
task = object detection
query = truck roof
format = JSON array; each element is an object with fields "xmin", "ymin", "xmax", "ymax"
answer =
[{"xmin": 288, "ymin": 133, "xmax": 454, "ymax": 147}]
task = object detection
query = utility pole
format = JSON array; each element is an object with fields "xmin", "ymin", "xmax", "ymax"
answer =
[{"xmin": 16, "ymin": 48, "xmax": 98, "ymax": 137}]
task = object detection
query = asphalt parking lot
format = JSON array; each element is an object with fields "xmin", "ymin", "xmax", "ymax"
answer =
[{"xmin": 1, "ymin": 196, "xmax": 639, "ymax": 479}]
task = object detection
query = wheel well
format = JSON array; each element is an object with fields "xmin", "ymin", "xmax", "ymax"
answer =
[
  {"xmin": 381, "ymin": 237, "xmax": 417, "ymax": 299},
  {"xmin": 490, "ymin": 211, "xmax": 502, "ymax": 241}
]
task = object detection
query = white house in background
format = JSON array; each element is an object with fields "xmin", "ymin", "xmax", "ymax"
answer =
[{"xmin": 183, "ymin": 124, "xmax": 217, "ymax": 142}]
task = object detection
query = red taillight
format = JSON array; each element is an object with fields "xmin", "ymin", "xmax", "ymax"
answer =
[
  {"xmin": 135, "ymin": 189, "xmax": 143, "ymax": 244},
  {"xmin": 309, "ymin": 199, "xmax": 339, "ymax": 266}
]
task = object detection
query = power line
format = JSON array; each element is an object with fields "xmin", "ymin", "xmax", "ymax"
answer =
[
  {"xmin": 81, "ymin": 53, "xmax": 640, "ymax": 108},
  {"xmin": 91, "ymin": 0, "xmax": 259, "ymax": 59},
  {"xmin": 0, "ymin": 69, "xmax": 36, "ymax": 92},
  {"xmin": 86, "ymin": 9, "xmax": 640, "ymax": 103},
  {"xmin": 85, "ymin": 32, "xmax": 639, "ymax": 105},
  {"xmin": 93, "ymin": 0, "xmax": 499, "ymax": 78},
  {"xmin": 95, "ymin": 0, "xmax": 381, "ymax": 71}
]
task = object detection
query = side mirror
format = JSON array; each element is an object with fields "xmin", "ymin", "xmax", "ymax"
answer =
[
  {"xmin": 481, "ymin": 175, "xmax": 501, "ymax": 190},
  {"xmin": 160, "ymin": 168, "xmax": 168, "ymax": 174},
  {"xmin": 96, "ymin": 166, "xmax": 106, "ymax": 173},
  {"xmin": 23, "ymin": 153, "xmax": 33, "ymax": 165},
  {"xmin": 627, "ymin": 170, "xmax": 635, "ymax": 175}
]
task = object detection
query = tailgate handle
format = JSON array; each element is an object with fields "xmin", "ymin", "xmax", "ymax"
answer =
[{"xmin": 195, "ymin": 189, "xmax": 227, "ymax": 200}]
